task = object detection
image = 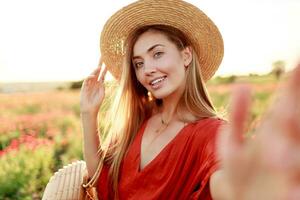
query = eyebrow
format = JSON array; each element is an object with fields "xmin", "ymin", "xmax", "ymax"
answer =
[{"xmin": 132, "ymin": 44, "xmax": 165, "ymax": 60}]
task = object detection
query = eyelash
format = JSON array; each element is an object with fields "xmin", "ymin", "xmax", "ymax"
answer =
[
  {"xmin": 154, "ymin": 51, "xmax": 163, "ymax": 58},
  {"xmin": 135, "ymin": 62, "xmax": 144, "ymax": 69},
  {"xmin": 134, "ymin": 52, "xmax": 164, "ymax": 69}
]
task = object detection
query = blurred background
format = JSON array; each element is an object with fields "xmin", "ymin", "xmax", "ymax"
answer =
[{"xmin": 0, "ymin": 0, "xmax": 299, "ymax": 199}]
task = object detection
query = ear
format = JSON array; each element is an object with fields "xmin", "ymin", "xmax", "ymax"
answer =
[{"xmin": 181, "ymin": 46, "xmax": 193, "ymax": 67}]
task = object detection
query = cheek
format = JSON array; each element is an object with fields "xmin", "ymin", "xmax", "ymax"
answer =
[
  {"xmin": 135, "ymin": 71, "xmax": 146, "ymax": 85},
  {"xmin": 162, "ymin": 53, "xmax": 185, "ymax": 71},
  {"xmin": 165, "ymin": 60, "xmax": 185, "ymax": 77},
  {"xmin": 167, "ymin": 64, "xmax": 186, "ymax": 85}
]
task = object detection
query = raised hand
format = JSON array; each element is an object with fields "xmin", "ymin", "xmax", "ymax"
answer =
[
  {"xmin": 80, "ymin": 58, "xmax": 108, "ymax": 115},
  {"xmin": 217, "ymin": 64, "xmax": 300, "ymax": 200}
]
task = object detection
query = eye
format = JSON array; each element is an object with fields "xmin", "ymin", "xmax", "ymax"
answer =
[
  {"xmin": 154, "ymin": 51, "xmax": 164, "ymax": 58},
  {"xmin": 134, "ymin": 62, "xmax": 144, "ymax": 69}
]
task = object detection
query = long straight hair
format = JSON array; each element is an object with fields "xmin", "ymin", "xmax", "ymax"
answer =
[{"xmin": 99, "ymin": 25, "xmax": 217, "ymax": 199}]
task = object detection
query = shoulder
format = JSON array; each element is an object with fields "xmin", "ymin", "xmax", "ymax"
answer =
[
  {"xmin": 192, "ymin": 117, "xmax": 227, "ymax": 135},
  {"xmin": 185, "ymin": 117, "xmax": 227, "ymax": 146}
]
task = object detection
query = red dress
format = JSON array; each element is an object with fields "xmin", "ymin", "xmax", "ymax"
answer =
[{"xmin": 97, "ymin": 118, "xmax": 224, "ymax": 200}]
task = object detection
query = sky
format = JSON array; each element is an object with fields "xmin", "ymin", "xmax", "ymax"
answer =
[{"xmin": 0, "ymin": 0, "xmax": 299, "ymax": 82}]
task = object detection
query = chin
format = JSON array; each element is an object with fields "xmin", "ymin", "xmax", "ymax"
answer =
[{"xmin": 151, "ymin": 89, "xmax": 174, "ymax": 100}]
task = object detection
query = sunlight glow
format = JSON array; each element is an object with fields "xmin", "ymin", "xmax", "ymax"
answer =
[{"xmin": 0, "ymin": 0, "xmax": 299, "ymax": 82}]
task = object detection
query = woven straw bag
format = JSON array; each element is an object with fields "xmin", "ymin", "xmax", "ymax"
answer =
[{"xmin": 42, "ymin": 160, "xmax": 101, "ymax": 200}]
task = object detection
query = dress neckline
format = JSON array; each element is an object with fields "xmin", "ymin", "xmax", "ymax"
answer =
[{"xmin": 136, "ymin": 118, "xmax": 192, "ymax": 173}]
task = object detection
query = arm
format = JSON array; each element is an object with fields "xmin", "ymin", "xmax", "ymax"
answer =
[
  {"xmin": 80, "ymin": 61, "xmax": 107, "ymax": 178},
  {"xmin": 81, "ymin": 112, "xmax": 101, "ymax": 178}
]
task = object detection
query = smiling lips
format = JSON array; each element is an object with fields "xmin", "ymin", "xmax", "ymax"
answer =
[{"xmin": 149, "ymin": 76, "xmax": 167, "ymax": 89}]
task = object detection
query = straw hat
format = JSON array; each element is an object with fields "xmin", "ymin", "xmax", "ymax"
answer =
[{"xmin": 100, "ymin": 0, "xmax": 224, "ymax": 82}]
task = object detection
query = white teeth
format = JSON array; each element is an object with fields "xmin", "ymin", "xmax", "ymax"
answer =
[{"xmin": 151, "ymin": 77, "xmax": 165, "ymax": 85}]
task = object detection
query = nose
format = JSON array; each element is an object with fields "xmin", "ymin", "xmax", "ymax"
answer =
[{"xmin": 143, "ymin": 61, "xmax": 156, "ymax": 76}]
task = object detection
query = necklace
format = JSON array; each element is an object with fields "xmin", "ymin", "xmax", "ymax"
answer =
[
  {"xmin": 144, "ymin": 114, "xmax": 187, "ymax": 153},
  {"xmin": 142, "ymin": 113, "xmax": 171, "ymax": 154},
  {"xmin": 154, "ymin": 113, "xmax": 171, "ymax": 134}
]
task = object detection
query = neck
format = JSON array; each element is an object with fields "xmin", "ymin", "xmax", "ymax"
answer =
[
  {"xmin": 160, "ymin": 88, "xmax": 184, "ymax": 122},
  {"xmin": 158, "ymin": 81, "xmax": 198, "ymax": 123}
]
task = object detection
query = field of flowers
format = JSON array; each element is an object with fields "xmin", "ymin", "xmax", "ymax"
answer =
[
  {"xmin": 0, "ymin": 75, "xmax": 279, "ymax": 199},
  {"xmin": 0, "ymin": 91, "xmax": 83, "ymax": 199}
]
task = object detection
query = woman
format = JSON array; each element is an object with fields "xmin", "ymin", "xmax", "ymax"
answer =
[{"xmin": 80, "ymin": 0, "xmax": 300, "ymax": 199}]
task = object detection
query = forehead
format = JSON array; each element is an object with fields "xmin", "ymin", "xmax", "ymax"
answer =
[{"xmin": 133, "ymin": 30, "xmax": 171, "ymax": 55}]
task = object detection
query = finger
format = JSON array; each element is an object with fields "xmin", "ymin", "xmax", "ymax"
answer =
[
  {"xmin": 90, "ymin": 66, "xmax": 102, "ymax": 78},
  {"xmin": 86, "ymin": 74, "xmax": 97, "ymax": 79},
  {"xmin": 217, "ymin": 85, "xmax": 251, "ymax": 167},
  {"xmin": 83, "ymin": 74, "xmax": 95, "ymax": 83},
  {"xmin": 257, "ymin": 65, "xmax": 300, "ymax": 170},
  {"xmin": 286, "ymin": 65, "xmax": 300, "ymax": 132},
  {"xmin": 288, "ymin": 63, "xmax": 300, "ymax": 93},
  {"xmin": 83, "ymin": 70, "xmax": 101, "ymax": 86},
  {"xmin": 262, "ymin": 65, "xmax": 300, "ymax": 142},
  {"xmin": 97, "ymin": 63, "xmax": 108, "ymax": 82},
  {"xmin": 230, "ymin": 84, "xmax": 252, "ymax": 144}
]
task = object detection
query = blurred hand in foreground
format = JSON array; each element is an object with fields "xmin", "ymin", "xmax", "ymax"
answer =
[{"xmin": 218, "ymin": 64, "xmax": 300, "ymax": 200}]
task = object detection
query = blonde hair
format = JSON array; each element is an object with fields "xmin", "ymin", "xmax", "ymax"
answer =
[{"xmin": 98, "ymin": 25, "xmax": 217, "ymax": 199}]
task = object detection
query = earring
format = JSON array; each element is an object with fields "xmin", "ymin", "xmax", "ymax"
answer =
[{"xmin": 147, "ymin": 91, "xmax": 153, "ymax": 101}]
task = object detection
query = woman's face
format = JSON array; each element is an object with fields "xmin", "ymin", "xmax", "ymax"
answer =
[{"xmin": 132, "ymin": 30, "xmax": 192, "ymax": 99}]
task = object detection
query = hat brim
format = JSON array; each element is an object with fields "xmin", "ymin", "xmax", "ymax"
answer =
[{"xmin": 100, "ymin": 0, "xmax": 224, "ymax": 82}]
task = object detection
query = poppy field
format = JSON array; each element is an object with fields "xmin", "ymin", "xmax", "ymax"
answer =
[{"xmin": 0, "ymin": 74, "xmax": 279, "ymax": 199}]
